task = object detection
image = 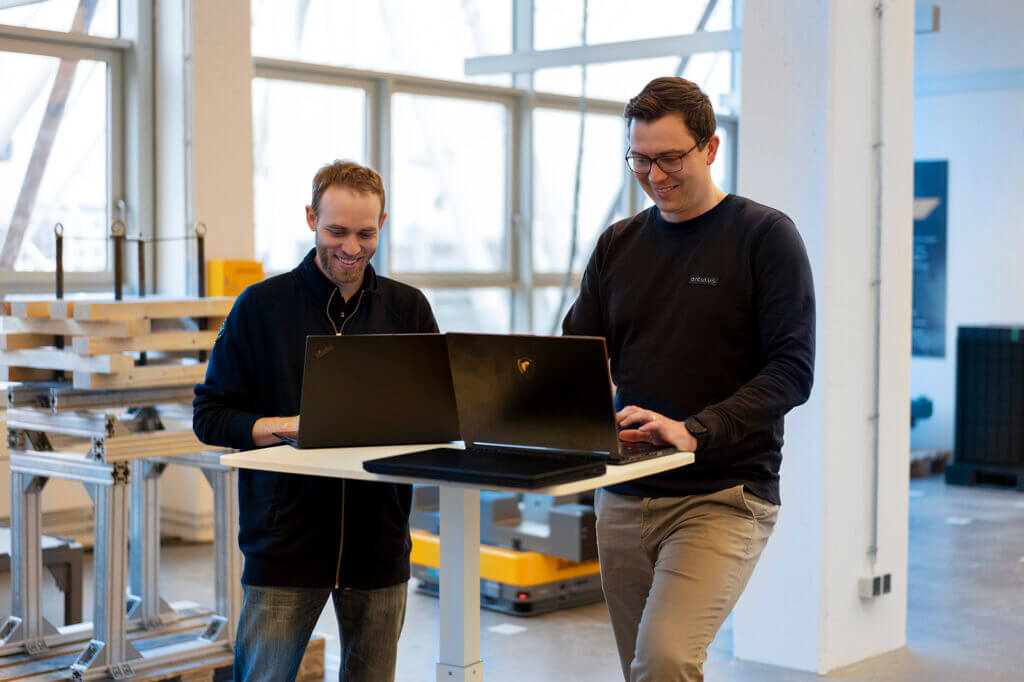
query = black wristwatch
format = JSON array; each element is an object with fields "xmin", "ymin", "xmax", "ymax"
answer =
[{"xmin": 684, "ymin": 416, "xmax": 710, "ymax": 452}]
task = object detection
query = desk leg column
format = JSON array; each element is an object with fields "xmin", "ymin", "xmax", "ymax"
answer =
[{"xmin": 437, "ymin": 487, "xmax": 483, "ymax": 681}]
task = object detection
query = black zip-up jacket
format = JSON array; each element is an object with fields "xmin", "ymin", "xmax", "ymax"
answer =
[{"xmin": 193, "ymin": 248, "xmax": 439, "ymax": 588}]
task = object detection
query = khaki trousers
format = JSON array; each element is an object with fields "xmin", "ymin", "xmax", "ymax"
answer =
[{"xmin": 595, "ymin": 485, "xmax": 779, "ymax": 682}]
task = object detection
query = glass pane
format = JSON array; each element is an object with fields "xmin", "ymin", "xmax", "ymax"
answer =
[
  {"xmin": 534, "ymin": 52, "xmax": 733, "ymax": 106},
  {"xmin": 535, "ymin": 57, "xmax": 679, "ymax": 102},
  {"xmin": 0, "ymin": 0, "xmax": 119, "ymax": 38},
  {"xmin": 252, "ymin": 78, "xmax": 367, "ymax": 273},
  {"xmin": 533, "ymin": 286, "xmax": 578, "ymax": 336},
  {"xmin": 391, "ymin": 94, "xmax": 508, "ymax": 273},
  {"xmin": 533, "ymin": 0, "xmax": 734, "ymax": 105},
  {"xmin": 532, "ymin": 108, "xmax": 626, "ymax": 273},
  {"xmin": 251, "ymin": 0, "xmax": 511, "ymax": 86},
  {"xmin": 0, "ymin": 52, "xmax": 108, "ymax": 272},
  {"xmin": 681, "ymin": 51, "xmax": 735, "ymax": 116},
  {"xmin": 422, "ymin": 288, "xmax": 511, "ymax": 333},
  {"xmin": 534, "ymin": 0, "xmax": 730, "ymax": 50},
  {"xmin": 711, "ymin": 124, "xmax": 732, "ymax": 193}
]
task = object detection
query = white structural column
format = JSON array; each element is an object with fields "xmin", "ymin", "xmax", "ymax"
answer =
[
  {"xmin": 188, "ymin": 0, "xmax": 255, "ymax": 265},
  {"xmin": 734, "ymin": 0, "xmax": 914, "ymax": 674},
  {"xmin": 437, "ymin": 487, "xmax": 483, "ymax": 681},
  {"xmin": 156, "ymin": 0, "xmax": 255, "ymax": 296}
]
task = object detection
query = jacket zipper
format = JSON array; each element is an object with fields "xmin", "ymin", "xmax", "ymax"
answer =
[
  {"xmin": 331, "ymin": 289, "xmax": 365, "ymax": 589},
  {"xmin": 334, "ymin": 480, "xmax": 345, "ymax": 589}
]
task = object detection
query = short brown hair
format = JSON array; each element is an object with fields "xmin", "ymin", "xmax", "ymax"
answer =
[
  {"xmin": 624, "ymin": 77, "xmax": 717, "ymax": 147},
  {"xmin": 310, "ymin": 160, "xmax": 386, "ymax": 218}
]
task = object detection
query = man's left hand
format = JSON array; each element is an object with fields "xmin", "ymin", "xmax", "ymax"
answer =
[{"xmin": 616, "ymin": 405, "xmax": 698, "ymax": 453}]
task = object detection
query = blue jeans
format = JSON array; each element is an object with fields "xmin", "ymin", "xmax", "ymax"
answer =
[{"xmin": 234, "ymin": 582, "xmax": 408, "ymax": 682}]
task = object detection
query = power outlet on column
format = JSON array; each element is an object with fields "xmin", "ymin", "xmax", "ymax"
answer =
[{"xmin": 858, "ymin": 573, "xmax": 892, "ymax": 599}]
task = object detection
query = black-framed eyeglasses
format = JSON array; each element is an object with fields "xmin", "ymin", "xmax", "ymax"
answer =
[{"xmin": 625, "ymin": 140, "xmax": 702, "ymax": 174}]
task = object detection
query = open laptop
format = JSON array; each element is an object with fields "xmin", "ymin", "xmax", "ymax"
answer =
[
  {"xmin": 276, "ymin": 334, "xmax": 460, "ymax": 448},
  {"xmin": 362, "ymin": 333, "xmax": 677, "ymax": 488}
]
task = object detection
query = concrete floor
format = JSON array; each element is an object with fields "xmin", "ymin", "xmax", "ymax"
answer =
[{"xmin": 2, "ymin": 474, "xmax": 1022, "ymax": 680}]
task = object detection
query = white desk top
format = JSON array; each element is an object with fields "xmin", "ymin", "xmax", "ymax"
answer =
[{"xmin": 220, "ymin": 443, "xmax": 694, "ymax": 496}]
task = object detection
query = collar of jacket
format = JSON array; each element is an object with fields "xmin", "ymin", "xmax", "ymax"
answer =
[{"xmin": 297, "ymin": 247, "xmax": 380, "ymax": 305}]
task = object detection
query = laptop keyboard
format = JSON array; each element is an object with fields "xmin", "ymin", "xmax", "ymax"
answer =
[
  {"xmin": 614, "ymin": 441, "xmax": 676, "ymax": 464},
  {"xmin": 466, "ymin": 444, "xmax": 598, "ymax": 465},
  {"xmin": 467, "ymin": 442, "xmax": 674, "ymax": 465}
]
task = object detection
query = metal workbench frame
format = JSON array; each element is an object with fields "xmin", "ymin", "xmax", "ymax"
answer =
[{"xmin": 1, "ymin": 384, "xmax": 241, "ymax": 680}]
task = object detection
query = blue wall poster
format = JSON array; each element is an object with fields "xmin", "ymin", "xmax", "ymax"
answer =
[{"xmin": 912, "ymin": 160, "xmax": 948, "ymax": 358}]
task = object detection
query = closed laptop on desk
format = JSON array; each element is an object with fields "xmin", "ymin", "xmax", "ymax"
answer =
[{"xmin": 363, "ymin": 333, "xmax": 675, "ymax": 488}]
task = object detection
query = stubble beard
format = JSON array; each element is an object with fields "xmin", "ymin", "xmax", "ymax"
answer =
[{"xmin": 315, "ymin": 241, "xmax": 368, "ymax": 289}]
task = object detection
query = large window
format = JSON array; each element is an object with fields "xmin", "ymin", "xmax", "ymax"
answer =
[
  {"xmin": 533, "ymin": 286, "xmax": 578, "ymax": 336},
  {"xmin": 0, "ymin": 0, "xmax": 119, "ymax": 38},
  {"xmin": 532, "ymin": 108, "xmax": 627, "ymax": 274},
  {"xmin": 0, "ymin": 52, "xmax": 110, "ymax": 272},
  {"xmin": 532, "ymin": 0, "xmax": 736, "ymax": 111},
  {"xmin": 0, "ymin": 10, "xmax": 124, "ymax": 280},
  {"xmin": 390, "ymin": 93, "xmax": 509, "ymax": 273},
  {"xmin": 423, "ymin": 288, "xmax": 512, "ymax": 333},
  {"xmin": 250, "ymin": 0, "xmax": 740, "ymax": 334},
  {"xmin": 251, "ymin": 0, "xmax": 511, "ymax": 86},
  {"xmin": 252, "ymin": 77, "xmax": 368, "ymax": 272}
]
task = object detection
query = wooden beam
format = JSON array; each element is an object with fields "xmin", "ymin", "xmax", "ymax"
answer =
[
  {"xmin": 71, "ymin": 297, "xmax": 235, "ymax": 321},
  {"xmin": 72, "ymin": 331, "xmax": 219, "ymax": 355},
  {"xmin": 1, "ymin": 366, "xmax": 61, "ymax": 382},
  {"xmin": 73, "ymin": 362, "xmax": 208, "ymax": 390},
  {"xmin": 101, "ymin": 430, "xmax": 223, "ymax": 462},
  {"xmin": 0, "ymin": 333, "xmax": 63, "ymax": 351},
  {"xmin": 0, "ymin": 316, "xmax": 150, "ymax": 337},
  {"xmin": 0, "ymin": 349, "xmax": 133, "ymax": 373},
  {"xmin": 9, "ymin": 300, "xmax": 58, "ymax": 318}
]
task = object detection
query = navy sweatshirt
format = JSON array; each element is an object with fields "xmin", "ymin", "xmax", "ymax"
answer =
[
  {"xmin": 193, "ymin": 249, "xmax": 439, "ymax": 588},
  {"xmin": 563, "ymin": 195, "xmax": 815, "ymax": 505}
]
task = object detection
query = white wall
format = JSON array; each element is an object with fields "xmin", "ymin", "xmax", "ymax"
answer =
[
  {"xmin": 910, "ymin": 0, "xmax": 1024, "ymax": 451},
  {"xmin": 734, "ymin": 0, "xmax": 913, "ymax": 673}
]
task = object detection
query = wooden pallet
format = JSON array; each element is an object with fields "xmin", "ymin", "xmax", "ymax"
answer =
[
  {"xmin": 0, "ymin": 296, "xmax": 231, "ymax": 390},
  {"xmin": 0, "ymin": 606, "xmax": 214, "ymax": 680},
  {"xmin": 909, "ymin": 448, "xmax": 951, "ymax": 478},
  {"xmin": 0, "ymin": 609, "xmax": 324, "ymax": 681},
  {"xmin": 945, "ymin": 461, "xmax": 1024, "ymax": 491},
  {"xmin": 119, "ymin": 635, "xmax": 323, "ymax": 682}
]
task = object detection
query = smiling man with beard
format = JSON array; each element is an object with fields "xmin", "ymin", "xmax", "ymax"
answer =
[{"xmin": 194, "ymin": 160, "xmax": 439, "ymax": 681}]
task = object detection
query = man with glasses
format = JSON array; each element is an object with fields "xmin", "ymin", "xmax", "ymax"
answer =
[{"xmin": 563, "ymin": 77, "xmax": 815, "ymax": 681}]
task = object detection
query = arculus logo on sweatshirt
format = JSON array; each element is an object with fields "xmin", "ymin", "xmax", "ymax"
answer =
[
  {"xmin": 314, "ymin": 343, "xmax": 335, "ymax": 359},
  {"xmin": 689, "ymin": 275, "xmax": 719, "ymax": 286}
]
